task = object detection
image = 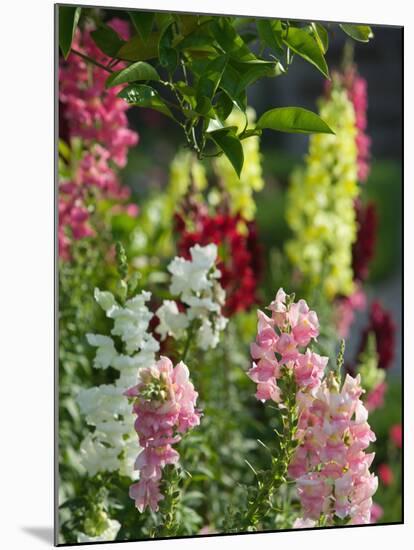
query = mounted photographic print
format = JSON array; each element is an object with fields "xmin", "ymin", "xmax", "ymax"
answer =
[{"xmin": 56, "ymin": 3, "xmax": 403, "ymax": 545}]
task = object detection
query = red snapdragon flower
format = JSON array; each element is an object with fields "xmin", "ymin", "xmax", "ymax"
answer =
[
  {"xmin": 389, "ymin": 424, "xmax": 402, "ymax": 449},
  {"xmin": 360, "ymin": 301, "xmax": 396, "ymax": 370},
  {"xmin": 352, "ymin": 199, "xmax": 378, "ymax": 282},
  {"xmin": 175, "ymin": 208, "xmax": 263, "ymax": 316}
]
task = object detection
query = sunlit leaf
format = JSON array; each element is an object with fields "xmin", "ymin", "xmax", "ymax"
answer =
[
  {"xmin": 312, "ymin": 22, "xmax": 329, "ymax": 53},
  {"xmin": 105, "ymin": 61, "xmax": 159, "ymax": 88},
  {"xmin": 256, "ymin": 19, "xmax": 284, "ymax": 57},
  {"xmin": 118, "ymin": 84, "xmax": 174, "ymax": 119},
  {"xmin": 257, "ymin": 107, "xmax": 334, "ymax": 134},
  {"xmin": 283, "ymin": 26, "xmax": 329, "ymax": 78},
  {"xmin": 340, "ymin": 24, "xmax": 374, "ymax": 42}
]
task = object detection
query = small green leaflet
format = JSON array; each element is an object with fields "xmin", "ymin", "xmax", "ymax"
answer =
[
  {"xmin": 340, "ymin": 24, "xmax": 374, "ymax": 42},
  {"xmin": 283, "ymin": 26, "xmax": 329, "ymax": 79}
]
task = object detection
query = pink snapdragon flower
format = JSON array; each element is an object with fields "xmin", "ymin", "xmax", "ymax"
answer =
[
  {"xmin": 126, "ymin": 357, "xmax": 200, "ymax": 513},
  {"xmin": 335, "ymin": 286, "xmax": 367, "ymax": 338},
  {"xmin": 249, "ymin": 289, "xmax": 378, "ymax": 527},
  {"xmin": 289, "ymin": 374, "xmax": 378, "ymax": 525},
  {"xmin": 289, "ymin": 300, "xmax": 319, "ymax": 346},
  {"xmin": 248, "ymin": 289, "xmax": 325, "ymax": 401},
  {"xmin": 296, "ymin": 472, "xmax": 331, "ymax": 519},
  {"xmin": 370, "ymin": 502, "xmax": 384, "ymax": 523},
  {"xmin": 294, "ymin": 350, "xmax": 328, "ymax": 391}
]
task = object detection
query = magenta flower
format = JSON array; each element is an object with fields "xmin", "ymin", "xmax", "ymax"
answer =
[
  {"xmin": 360, "ymin": 301, "xmax": 396, "ymax": 370},
  {"xmin": 365, "ymin": 381, "xmax": 387, "ymax": 412},
  {"xmin": 58, "ymin": 19, "xmax": 139, "ymax": 260},
  {"xmin": 389, "ymin": 424, "xmax": 402, "ymax": 449},
  {"xmin": 59, "ymin": 19, "xmax": 138, "ymax": 167}
]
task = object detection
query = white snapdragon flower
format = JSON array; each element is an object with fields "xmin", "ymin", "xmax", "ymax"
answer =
[
  {"xmin": 107, "ymin": 291, "xmax": 154, "ymax": 354},
  {"xmin": 77, "ymin": 518, "xmax": 121, "ymax": 543},
  {"xmin": 161, "ymin": 244, "xmax": 227, "ymax": 350},
  {"xmin": 78, "ymin": 289, "xmax": 158, "ymax": 479},
  {"xmin": 168, "ymin": 243, "xmax": 219, "ymax": 295},
  {"xmin": 197, "ymin": 316, "xmax": 229, "ymax": 350},
  {"xmin": 155, "ymin": 300, "xmax": 189, "ymax": 340},
  {"xmin": 85, "ymin": 334, "xmax": 117, "ymax": 369},
  {"xmin": 79, "ymin": 435, "xmax": 120, "ymax": 476}
]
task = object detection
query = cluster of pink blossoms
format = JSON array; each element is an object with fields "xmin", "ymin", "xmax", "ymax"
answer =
[
  {"xmin": 290, "ymin": 374, "xmax": 378, "ymax": 525},
  {"xmin": 343, "ymin": 66, "xmax": 371, "ymax": 183},
  {"xmin": 248, "ymin": 289, "xmax": 378, "ymax": 526},
  {"xmin": 125, "ymin": 357, "xmax": 201, "ymax": 513},
  {"xmin": 248, "ymin": 288, "xmax": 324, "ymax": 402},
  {"xmin": 58, "ymin": 18, "xmax": 139, "ymax": 260}
]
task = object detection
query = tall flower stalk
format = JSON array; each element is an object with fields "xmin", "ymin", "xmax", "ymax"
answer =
[
  {"xmin": 286, "ymin": 83, "xmax": 360, "ymax": 299},
  {"xmin": 244, "ymin": 289, "xmax": 378, "ymax": 529}
]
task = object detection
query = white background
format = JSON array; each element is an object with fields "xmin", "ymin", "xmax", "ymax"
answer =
[{"xmin": 0, "ymin": 0, "xmax": 410, "ymax": 548}]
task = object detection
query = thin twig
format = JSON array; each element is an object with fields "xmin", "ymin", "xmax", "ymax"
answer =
[{"xmin": 71, "ymin": 48, "xmax": 114, "ymax": 74}]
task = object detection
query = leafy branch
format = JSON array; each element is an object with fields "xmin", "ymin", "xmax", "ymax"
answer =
[{"xmin": 59, "ymin": 8, "xmax": 374, "ymax": 175}]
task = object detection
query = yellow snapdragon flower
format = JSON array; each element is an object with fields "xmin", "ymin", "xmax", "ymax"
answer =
[{"xmin": 286, "ymin": 87, "xmax": 359, "ymax": 299}]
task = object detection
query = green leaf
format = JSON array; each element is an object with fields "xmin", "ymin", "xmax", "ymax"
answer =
[
  {"xmin": 219, "ymin": 64, "xmax": 247, "ymax": 111},
  {"xmin": 59, "ymin": 6, "xmax": 81, "ymax": 59},
  {"xmin": 105, "ymin": 61, "xmax": 160, "ymax": 88},
  {"xmin": 158, "ymin": 22, "xmax": 178, "ymax": 73},
  {"xmin": 58, "ymin": 139, "xmax": 71, "ymax": 161},
  {"xmin": 214, "ymin": 91, "xmax": 234, "ymax": 121},
  {"xmin": 282, "ymin": 26, "xmax": 329, "ymax": 78},
  {"xmin": 232, "ymin": 60, "xmax": 285, "ymax": 94},
  {"xmin": 256, "ymin": 19, "xmax": 284, "ymax": 57},
  {"xmin": 177, "ymin": 30, "xmax": 215, "ymax": 53},
  {"xmin": 117, "ymin": 33, "xmax": 159, "ymax": 61},
  {"xmin": 208, "ymin": 128, "xmax": 244, "ymax": 177},
  {"xmin": 210, "ymin": 19, "xmax": 256, "ymax": 62},
  {"xmin": 118, "ymin": 84, "xmax": 174, "ymax": 119},
  {"xmin": 340, "ymin": 24, "xmax": 374, "ymax": 42},
  {"xmin": 312, "ymin": 23, "xmax": 329, "ymax": 53},
  {"xmin": 91, "ymin": 24, "xmax": 126, "ymax": 57},
  {"xmin": 128, "ymin": 11, "xmax": 155, "ymax": 42},
  {"xmin": 257, "ymin": 107, "xmax": 334, "ymax": 134},
  {"xmin": 196, "ymin": 55, "xmax": 228, "ymax": 114}
]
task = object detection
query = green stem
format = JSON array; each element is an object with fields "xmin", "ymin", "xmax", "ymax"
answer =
[
  {"xmin": 71, "ymin": 48, "xmax": 113, "ymax": 74},
  {"xmin": 157, "ymin": 466, "xmax": 181, "ymax": 537},
  {"xmin": 241, "ymin": 371, "xmax": 298, "ymax": 530},
  {"xmin": 181, "ymin": 324, "xmax": 195, "ymax": 363}
]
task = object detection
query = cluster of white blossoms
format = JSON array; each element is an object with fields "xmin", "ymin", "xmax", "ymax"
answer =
[
  {"xmin": 155, "ymin": 244, "xmax": 228, "ymax": 350},
  {"xmin": 77, "ymin": 288, "xmax": 159, "ymax": 479}
]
